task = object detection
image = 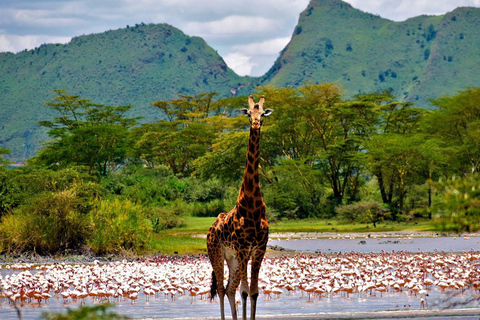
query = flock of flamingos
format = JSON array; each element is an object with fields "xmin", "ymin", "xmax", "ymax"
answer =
[{"xmin": 0, "ymin": 236, "xmax": 479, "ymax": 318}]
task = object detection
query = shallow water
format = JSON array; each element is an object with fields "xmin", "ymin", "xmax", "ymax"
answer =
[
  {"xmin": 1, "ymin": 236, "xmax": 480, "ymax": 319},
  {"xmin": 1, "ymin": 284, "xmax": 477, "ymax": 320},
  {"xmin": 268, "ymin": 236, "xmax": 480, "ymax": 254}
]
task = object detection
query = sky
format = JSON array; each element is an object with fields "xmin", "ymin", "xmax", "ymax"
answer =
[{"xmin": 1, "ymin": 0, "xmax": 479, "ymax": 77}]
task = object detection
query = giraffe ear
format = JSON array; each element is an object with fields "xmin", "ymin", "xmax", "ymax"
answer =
[
  {"xmin": 259, "ymin": 95, "xmax": 265, "ymax": 108},
  {"xmin": 264, "ymin": 108, "xmax": 274, "ymax": 116},
  {"xmin": 248, "ymin": 95, "xmax": 255, "ymax": 109},
  {"xmin": 239, "ymin": 108, "xmax": 250, "ymax": 116}
]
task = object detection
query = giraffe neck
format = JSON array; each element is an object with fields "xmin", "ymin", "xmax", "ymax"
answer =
[{"xmin": 237, "ymin": 127, "xmax": 262, "ymax": 205}]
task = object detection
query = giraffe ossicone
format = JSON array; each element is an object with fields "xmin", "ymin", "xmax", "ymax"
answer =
[{"xmin": 207, "ymin": 95, "xmax": 273, "ymax": 320}]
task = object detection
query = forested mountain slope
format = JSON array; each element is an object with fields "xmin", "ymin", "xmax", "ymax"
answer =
[
  {"xmin": 261, "ymin": 0, "xmax": 480, "ymax": 106},
  {"xmin": 0, "ymin": 23, "xmax": 251, "ymax": 161},
  {"xmin": 1, "ymin": 0, "xmax": 480, "ymax": 162}
]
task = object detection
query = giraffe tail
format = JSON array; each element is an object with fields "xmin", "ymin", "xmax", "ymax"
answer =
[{"xmin": 210, "ymin": 271, "xmax": 218, "ymax": 301}]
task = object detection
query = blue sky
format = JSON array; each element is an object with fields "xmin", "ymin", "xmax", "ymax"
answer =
[{"xmin": 1, "ymin": 0, "xmax": 479, "ymax": 76}]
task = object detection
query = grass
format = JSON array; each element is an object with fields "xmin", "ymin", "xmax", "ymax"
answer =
[
  {"xmin": 269, "ymin": 219, "xmax": 435, "ymax": 234},
  {"xmin": 151, "ymin": 216, "xmax": 215, "ymax": 254},
  {"xmin": 152, "ymin": 216, "xmax": 437, "ymax": 254},
  {"xmin": 153, "ymin": 233, "xmax": 207, "ymax": 255}
]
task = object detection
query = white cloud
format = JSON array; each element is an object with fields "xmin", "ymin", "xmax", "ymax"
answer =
[
  {"xmin": 183, "ymin": 15, "xmax": 280, "ymax": 37},
  {"xmin": 231, "ymin": 37, "xmax": 291, "ymax": 56},
  {"xmin": 0, "ymin": 34, "xmax": 71, "ymax": 53},
  {"xmin": 1, "ymin": 0, "xmax": 480, "ymax": 75},
  {"xmin": 344, "ymin": 0, "xmax": 480, "ymax": 21},
  {"xmin": 223, "ymin": 52, "xmax": 256, "ymax": 76},
  {"xmin": 9, "ymin": 8, "xmax": 85, "ymax": 27}
]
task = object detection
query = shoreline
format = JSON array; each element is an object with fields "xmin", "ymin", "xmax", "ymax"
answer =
[
  {"xmin": 269, "ymin": 230, "xmax": 480, "ymax": 239},
  {"xmin": 156, "ymin": 308, "xmax": 480, "ymax": 320},
  {"xmin": 1, "ymin": 231, "xmax": 479, "ymax": 264}
]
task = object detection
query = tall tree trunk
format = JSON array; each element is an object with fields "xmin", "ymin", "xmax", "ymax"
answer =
[{"xmin": 376, "ymin": 170, "xmax": 390, "ymax": 205}]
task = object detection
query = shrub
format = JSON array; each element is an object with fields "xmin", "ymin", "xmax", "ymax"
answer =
[
  {"xmin": 87, "ymin": 198, "xmax": 153, "ymax": 255},
  {"xmin": 183, "ymin": 177, "xmax": 225, "ymax": 203},
  {"xmin": 263, "ymin": 161, "xmax": 329, "ymax": 218},
  {"xmin": 192, "ymin": 199, "xmax": 227, "ymax": 217},
  {"xmin": 0, "ymin": 187, "xmax": 89, "ymax": 255},
  {"xmin": 41, "ymin": 303, "xmax": 128, "ymax": 320},
  {"xmin": 336, "ymin": 201, "xmax": 388, "ymax": 227},
  {"xmin": 146, "ymin": 204, "xmax": 186, "ymax": 232},
  {"xmin": 432, "ymin": 175, "xmax": 480, "ymax": 232},
  {"xmin": 101, "ymin": 165, "xmax": 184, "ymax": 206},
  {"xmin": 0, "ymin": 166, "xmax": 91, "ymax": 216}
]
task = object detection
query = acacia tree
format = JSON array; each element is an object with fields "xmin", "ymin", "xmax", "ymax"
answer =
[
  {"xmin": 133, "ymin": 92, "xmax": 221, "ymax": 175},
  {"xmin": 424, "ymin": 87, "xmax": 480, "ymax": 175},
  {"xmin": 34, "ymin": 90, "xmax": 139, "ymax": 175},
  {"xmin": 295, "ymin": 84, "xmax": 380, "ymax": 205},
  {"xmin": 355, "ymin": 90, "xmax": 434, "ymax": 217}
]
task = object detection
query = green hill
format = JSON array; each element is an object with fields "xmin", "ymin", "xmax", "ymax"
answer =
[
  {"xmin": 261, "ymin": 0, "xmax": 480, "ymax": 105},
  {"xmin": 0, "ymin": 23, "xmax": 252, "ymax": 162},
  {"xmin": 2, "ymin": 0, "xmax": 480, "ymax": 162}
]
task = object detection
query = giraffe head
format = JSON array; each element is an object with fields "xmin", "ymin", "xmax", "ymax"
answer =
[{"xmin": 240, "ymin": 95, "xmax": 273, "ymax": 130}]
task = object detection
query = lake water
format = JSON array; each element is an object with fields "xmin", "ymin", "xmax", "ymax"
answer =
[
  {"xmin": 1, "ymin": 236, "xmax": 479, "ymax": 320},
  {"xmin": 268, "ymin": 235, "xmax": 480, "ymax": 254}
]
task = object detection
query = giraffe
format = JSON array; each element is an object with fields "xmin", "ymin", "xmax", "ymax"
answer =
[{"xmin": 207, "ymin": 95, "xmax": 273, "ymax": 320}]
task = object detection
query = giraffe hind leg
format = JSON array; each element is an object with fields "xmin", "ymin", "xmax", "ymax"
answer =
[{"xmin": 207, "ymin": 231, "xmax": 226, "ymax": 320}]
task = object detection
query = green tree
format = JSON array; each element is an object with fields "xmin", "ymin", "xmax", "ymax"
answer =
[
  {"xmin": 133, "ymin": 121, "xmax": 215, "ymax": 175},
  {"xmin": 432, "ymin": 175, "xmax": 480, "ymax": 232},
  {"xmin": 424, "ymin": 87, "xmax": 480, "ymax": 175},
  {"xmin": 366, "ymin": 133, "xmax": 427, "ymax": 215},
  {"xmin": 0, "ymin": 148, "xmax": 10, "ymax": 164},
  {"xmin": 133, "ymin": 92, "xmax": 220, "ymax": 175},
  {"xmin": 296, "ymin": 84, "xmax": 379, "ymax": 205},
  {"xmin": 363, "ymin": 93, "xmax": 428, "ymax": 216},
  {"xmin": 34, "ymin": 90, "xmax": 139, "ymax": 175}
]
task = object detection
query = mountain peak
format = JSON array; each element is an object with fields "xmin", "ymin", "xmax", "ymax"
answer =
[
  {"xmin": 0, "ymin": 22, "xmax": 251, "ymax": 162},
  {"xmin": 264, "ymin": 0, "xmax": 480, "ymax": 109}
]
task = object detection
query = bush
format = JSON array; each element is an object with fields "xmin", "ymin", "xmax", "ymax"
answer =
[
  {"xmin": 101, "ymin": 165, "xmax": 184, "ymax": 206},
  {"xmin": 0, "ymin": 187, "xmax": 90, "ymax": 255},
  {"xmin": 183, "ymin": 177, "xmax": 225, "ymax": 203},
  {"xmin": 192, "ymin": 199, "xmax": 227, "ymax": 217},
  {"xmin": 336, "ymin": 201, "xmax": 388, "ymax": 227},
  {"xmin": 146, "ymin": 205, "xmax": 186, "ymax": 232},
  {"xmin": 432, "ymin": 175, "xmax": 480, "ymax": 232},
  {"xmin": 263, "ymin": 161, "xmax": 330, "ymax": 218},
  {"xmin": 87, "ymin": 198, "xmax": 153, "ymax": 255},
  {"xmin": 41, "ymin": 303, "xmax": 128, "ymax": 320},
  {"xmin": 0, "ymin": 166, "xmax": 91, "ymax": 216}
]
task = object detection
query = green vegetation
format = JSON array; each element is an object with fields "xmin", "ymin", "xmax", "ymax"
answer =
[
  {"xmin": 42, "ymin": 304, "xmax": 128, "ymax": 320},
  {"xmin": 2, "ymin": 1, "xmax": 480, "ymax": 162},
  {"xmin": 0, "ymin": 23, "xmax": 251, "ymax": 162},
  {"xmin": 1, "ymin": 85, "xmax": 480, "ymax": 256},
  {"xmin": 261, "ymin": 0, "xmax": 480, "ymax": 109}
]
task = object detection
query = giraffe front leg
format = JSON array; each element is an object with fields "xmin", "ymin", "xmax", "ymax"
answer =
[
  {"xmin": 226, "ymin": 251, "xmax": 248, "ymax": 320},
  {"xmin": 250, "ymin": 250, "xmax": 266, "ymax": 320},
  {"xmin": 240, "ymin": 273, "xmax": 249, "ymax": 320},
  {"xmin": 225, "ymin": 255, "xmax": 238, "ymax": 320}
]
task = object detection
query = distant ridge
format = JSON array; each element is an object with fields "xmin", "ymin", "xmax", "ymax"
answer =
[
  {"xmin": 2, "ymin": 0, "xmax": 480, "ymax": 162},
  {"xmin": 0, "ymin": 23, "xmax": 251, "ymax": 161},
  {"xmin": 261, "ymin": 0, "xmax": 480, "ymax": 106}
]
